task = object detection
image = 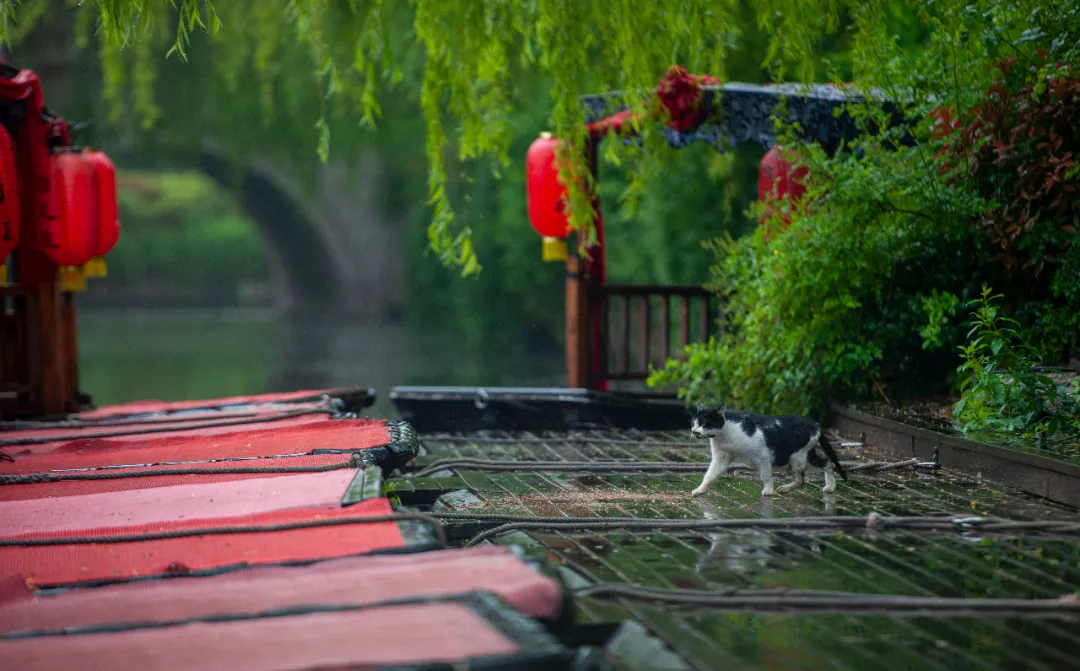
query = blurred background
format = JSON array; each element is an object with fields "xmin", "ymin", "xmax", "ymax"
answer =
[{"xmin": 6, "ymin": 3, "xmax": 772, "ymax": 416}]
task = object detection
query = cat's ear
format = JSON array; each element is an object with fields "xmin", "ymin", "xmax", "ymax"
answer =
[
  {"xmin": 715, "ymin": 403, "xmax": 726, "ymax": 415},
  {"xmin": 696, "ymin": 402, "xmax": 707, "ymax": 413}
]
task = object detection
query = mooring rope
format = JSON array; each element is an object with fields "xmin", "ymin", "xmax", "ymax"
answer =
[
  {"xmin": 419, "ymin": 513, "xmax": 1080, "ymax": 547},
  {"xmin": 409, "ymin": 457, "xmax": 924, "ymax": 478},
  {"xmin": 0, "ymin": 454, "xmax": 364, "ymax": 486},
  {"xmin": 0, "ymin": 512, "xmax": 447, "ymax": 547},
  {"xmin": 573, "ymin": 583, "xmax": 1080, "ymax": 619},
  {"xmin": 0, "ymin": 401, "xmax": 338, "ymax": 448}
]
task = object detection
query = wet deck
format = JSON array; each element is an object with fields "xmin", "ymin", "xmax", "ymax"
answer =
[{"xmin": 400, "ymin": 429, "xmax": 1080, "ymax": 671}]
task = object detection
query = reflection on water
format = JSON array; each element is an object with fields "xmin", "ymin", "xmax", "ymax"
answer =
[{"xmin": 78, "ymin": 309, "xmax": 564, "ymax": 418}]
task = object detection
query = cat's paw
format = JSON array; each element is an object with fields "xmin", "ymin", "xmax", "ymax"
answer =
[
  {"xmin": 761, "ymin": 486, "xmax": 776, "ymax": 497},
  {"xmin": 691, "ymin": 487, "xmax": 708, "ymax": 497},
  {"xmin": 822, "ymin": 484, "xmax": 837, "ymax": 494},
  {"xmin": 777, "ymin": 483, "xmax": 798, "ymax": 494}
]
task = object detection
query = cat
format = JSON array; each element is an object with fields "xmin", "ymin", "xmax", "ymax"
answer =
[{"xmin": 689, "ymin": 403, "xmax": 847, "ymax": 497}]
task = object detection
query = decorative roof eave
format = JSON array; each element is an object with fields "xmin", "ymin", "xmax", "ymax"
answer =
[{"xmin": 580, "ymin": 82, "xmax": 912, "ymax": 155}]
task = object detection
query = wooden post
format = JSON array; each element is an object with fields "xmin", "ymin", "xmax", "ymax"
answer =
[
  {"xmin": 61, "ymin": 290, "xmax": 78, "ymax": 410},
  {"xmin": 35, "ymin": 279, "xmax": 65, "ymax": 415},
  {"xmin": 565, "ymin": 248, "xmax": 589, "ymax": 388}
]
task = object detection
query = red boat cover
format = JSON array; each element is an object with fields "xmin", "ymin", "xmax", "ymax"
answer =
[
  {"xmin": 0, "ymin": 547, "xmax": 562, "ymax": 633},
  {"xmin": 0, "ymin": 602, "xmax": 519, "ymax": 671},
  {"xmin": 0, "ymin": 453, "xmax": 358, "ymax": 502},
  {"xmin": 0, "ymin": 417, "xmax": 388, "ymax": 459},
  {"xmin": 77, "ymin": 389, "xmax": 355, "ymax": 420},
  {"xmin": 0, "ymin": 469, "xmax": 360, "ymax": 535},
  {"xmin": 0, "ymin": 497, "xmax": 404, "ymax": 586}
]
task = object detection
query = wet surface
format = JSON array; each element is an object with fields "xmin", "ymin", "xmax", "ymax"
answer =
[
  {"xmin": 409, "ymin": 429, "xmax": 1080, "ymax": 670},
  {"xmin": 857, "ymin": 400, "xmax": 1080, "ymax": 467}
]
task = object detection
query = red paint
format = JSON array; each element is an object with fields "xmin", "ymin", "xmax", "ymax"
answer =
[
  {"xmin": 525, "ymin": 133, "xmax": 571, "ymax": 239},
  {"xmin": 0, "ymin": 67, "xmax": 54, "ymax": 285},
  {"xmin": 84, "ymin": 151, "xmax": 120, "ymax": 257},
  {"xmin": 43, "ymin": 152, "xmax": 99, "ymax": 268},
  {"xmin": 0, "ymin": 125, "xmax": 19, "ymax": 266}
]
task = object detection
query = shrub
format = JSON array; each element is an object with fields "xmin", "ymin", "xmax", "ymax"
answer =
[{"xmin": 650, "ymin": 47, "xmax": 1080, "ymax": 419}]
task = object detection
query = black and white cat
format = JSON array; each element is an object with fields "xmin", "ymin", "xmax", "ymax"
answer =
[{"xmin": 690, "ymin": 403, "xmax": 847, "ymax": 497}]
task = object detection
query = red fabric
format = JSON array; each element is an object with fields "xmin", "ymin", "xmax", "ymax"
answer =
[
  {"xmin": 0, "ymin": 573, "xmax": 31, "ymax": 603},
  {"xmin": 0, "ymin": 420, "xmax": 387, "ymax": 471},
  {"xmin": 0, "ymin": 469, "xmax": 360, "ymax": 536},
  {"xmin": 78, "ymin": 389, "xmax": 344, "ymax": 420},
  {"xmin": 0, "ymin": 547, "xmax": 562, "ymax": 633},
  {"xmin": 1, "ymin": 417, "xmax": 385, "ymax": 458},
  {"xmin": 0, "ymin": 498, "xmax": 404, "ymax": 586},
  {"xmin": 0, "ymin": 453, "xmax": 357, "ymax": 502},
  {"xmin": 0, "ymin": 602, "xmax": 518, "ymax": 670},
  {"xmin": 0, "ymin": 68, "xmax": 54, "ymax": 286}
]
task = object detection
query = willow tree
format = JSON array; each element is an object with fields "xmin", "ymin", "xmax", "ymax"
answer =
[{"xmin": 0, "ymin": 0, "xmax": 1073, "ymax": 282}]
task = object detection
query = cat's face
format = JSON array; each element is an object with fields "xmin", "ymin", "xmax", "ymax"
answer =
[{"xmin": 691, "ymin": 402, "xmax": 726, "ymax": 438}]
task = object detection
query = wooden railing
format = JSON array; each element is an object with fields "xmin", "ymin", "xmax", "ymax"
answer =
[{"xmin": 598, "ymin": 284, "xmax": 720, "ymax": 383}]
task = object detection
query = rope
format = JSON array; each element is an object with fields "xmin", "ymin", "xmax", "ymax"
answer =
[
  {"xmin": 0, "ymin": 455, "xmax": 363, "ymax": 486},
  {"xmin": 0, "ymin": 403, "xmax": 337, "ymax": 448},
  {"xmin": 410, "ymin": 457, "xmax": 923, "ymax": 478},
  {"xmin": 574, "ymin": 583, "xmax": 1080, "ymax": 619},
  {"xmin": 421, "ymin": 513, "xmax": 1080, "ymax": 548},
  {"xmin": 0, "ymin": 512, "xmax": 447, "ymax": 547}
]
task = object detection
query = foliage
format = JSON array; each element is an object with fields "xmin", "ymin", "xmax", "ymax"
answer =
[
  {"xmin": 1, "ymin": 0, "xmax": 743, "ymax": 274},
  {"xmin": 91, "ymin": 171, "xmax": 271, "ymax": 306},
  {"xmin": 953, "ymin": 287, "xmax": 1080, "ymax": 457},
  {"xmin": 650, "ymin": 0, "xmax": 1080, "ymax": 418}
]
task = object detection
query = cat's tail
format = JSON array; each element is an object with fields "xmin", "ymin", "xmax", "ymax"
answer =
[{"xmin": 817, "ymin": 433, "xmax": 847, "ymax": 480}]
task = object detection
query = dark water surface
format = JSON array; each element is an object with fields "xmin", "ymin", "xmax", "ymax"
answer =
[{"xmin": 78, "ymin": 309, "xmax": 564, "ymax": 418}]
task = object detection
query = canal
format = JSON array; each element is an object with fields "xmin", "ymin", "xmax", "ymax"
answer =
[{"xmin": 78, "ymin": 308, "xmax": 565, "ymax": 418}]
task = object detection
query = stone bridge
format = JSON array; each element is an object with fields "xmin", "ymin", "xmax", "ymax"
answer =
[
  {"xmin": 12, "ymin": 18, "xmax": 406, "ymax": 319},
  {"xmin": 198, "ymin": 144, "xmax": 405, "ymax": 318}
]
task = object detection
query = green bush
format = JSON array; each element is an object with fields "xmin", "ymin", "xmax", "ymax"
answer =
[
  {"xmin": 954, "ymin": 287, "xmax": 1080, "ymax": 458},
  {"xmin": 649, "ymin": 3, "xmax": 1080, "ymax": 420}
]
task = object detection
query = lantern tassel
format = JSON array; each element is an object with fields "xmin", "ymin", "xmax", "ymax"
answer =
[
  {"xmin": 59, "ymin": 266, "xmax": 87, "ymax": 293},
  {"xmin": 85, "ymin": 256, "xmax": 108, "ymax": 278},
  {"xmin": 0, "ymin": 264, "xmax": 6, "ymax": 287},
  {"xmin": 541, "ymin": 237, "xmax": 568, "ymax": 262}
]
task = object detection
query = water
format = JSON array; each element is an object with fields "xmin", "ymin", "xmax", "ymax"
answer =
[{"xmin": 77, "ymin": 308, "xmax": 564, "ymax": 418}]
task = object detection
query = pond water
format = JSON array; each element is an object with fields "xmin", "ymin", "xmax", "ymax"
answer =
[{"xmin": 78, "ymin": 308, "xmax": 564, "ymax": 418}]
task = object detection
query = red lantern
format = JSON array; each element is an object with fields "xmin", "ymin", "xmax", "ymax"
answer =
[
  {"xmin": 83, "ymin": 150, "xmax": 119, "ymax": 277},
  {"xmin": 43, "ymin": 152, "xmax": 100, "ymax": 270},
  {"xmin": 758, "ymin": 146, "xmax": 809, "ymax": 236},
  {"xmin": 526, "ymin": 132, "xmax": 571, "ymax": 261},
  {"xmin": 0, "ymin": 124, "xmax": 20, "ymax": 286}
]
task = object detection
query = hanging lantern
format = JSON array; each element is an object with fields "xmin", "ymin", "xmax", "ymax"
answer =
[
  {"xmin": 0, "ymin": 125, "xmax": 19, "ymax": 287},
  {"xmin": 43, "ymin": 152, "xmax": 100, "ymax": 281},
  {"xmin": 758, "ymin": 146, "xmax": 809, "ymax": 237},
  {"xmin": 526, "ymin": 132, "xmax": 571, "ymax": 262},
  {"xmin": 82, "ymin": 150, "xmax": 119, "ymax": 278}
]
